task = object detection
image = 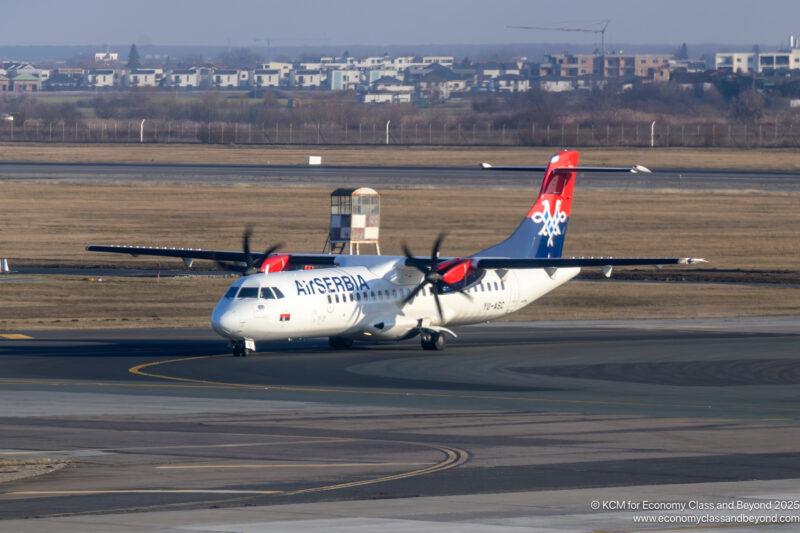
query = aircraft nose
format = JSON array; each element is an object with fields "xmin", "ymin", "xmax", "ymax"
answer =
[{"xmin": 211, "ymin": 305, "xmax": 242, "ymax": 338}]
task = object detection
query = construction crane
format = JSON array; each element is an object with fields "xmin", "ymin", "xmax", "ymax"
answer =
[{"xmin": 508, "ymin": 20, "xmax": 611, "ymax": 56}]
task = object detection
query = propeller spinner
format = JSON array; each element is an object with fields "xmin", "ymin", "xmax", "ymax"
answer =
[
  {"xmin": 216, "ymin": 226, "xmax": 283, "ymax": 276},
  {"xmin": 401, "ymin": 233, "xmax": 473, "ymax": 321}
]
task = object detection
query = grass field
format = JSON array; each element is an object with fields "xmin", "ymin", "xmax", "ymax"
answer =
[
  {"xmin": 1, "ymin": 182, "xmax": 798, "ymax": 271},
  {"xmin": 3, "ymin": 143, "xmax": 800, "ymax": 171},
  {"xmin": 0, "ymin": 180, "xmax": 798, "ymax": 330}
]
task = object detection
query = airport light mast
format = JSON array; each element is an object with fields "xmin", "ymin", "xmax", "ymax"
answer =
[{"xmin": 508, "ymin": 20, "xmax": 611, "ymax": 56}]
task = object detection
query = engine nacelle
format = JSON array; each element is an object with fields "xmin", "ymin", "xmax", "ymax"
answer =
[
  {"xmin": 259, "ymin": 254, "xmax": 291, "ymax": 273},
  {"xmin": 439, "ymin": 258, "xmax": 474, "ymax": 285}
]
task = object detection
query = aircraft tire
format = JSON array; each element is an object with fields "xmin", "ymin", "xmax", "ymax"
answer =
[{"xmin": 421, "ymin": 332, "xmax": 446, "ymax": 351}]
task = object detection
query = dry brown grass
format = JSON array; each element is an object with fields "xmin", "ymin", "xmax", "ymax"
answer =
[
  {"xmin": 0, "ymin": 458, "xmax": 70, "ymax": 484},
  {"xmin": 3, "ymin": 143, "xmax": 800, "ymax": 171},
  {"xmin": 1, "ymin": 182, "xmax": 798, "ymax": 271},
  {"xmin": 1, "ymin": 181, "xmax": 798, "ymax": 330},
  {"xmin": 0, "ymin": 275, "xmax": 231, "ymax": 330}
]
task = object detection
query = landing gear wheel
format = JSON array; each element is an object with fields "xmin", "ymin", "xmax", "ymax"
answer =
[
  {"xmin": 328, "ymin": 336, "xmax": 354, "ymax": 349},
  {"xmin": 421, "ymin": 332, "xmax": 446, "ymax": 351},
  {"xmin": 232, "ymin": 341, "xmax": 247, "ymax": 357}
]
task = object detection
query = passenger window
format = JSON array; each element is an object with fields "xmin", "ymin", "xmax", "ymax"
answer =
[
  {"xmin": 494, "ymin": 282, "xmax": 499, "ymax": 291},
  {"xmin": 273, "ymin": 287, "xmax": 285, "ymax": 299},
  {"xmin": 327, "ymin": 295, "xmax": 332, "ymax": 304},
  {"xmin": 356, "ymin": 293, "xmax": 361, "ymax": 301},
  {"xmin": 335, "ymin": 294, "xmax": 340, "ymax": 303},
  {"xmin": 260, "ymin": 287, "xmax": 275, "ymax": 299},
  {"xmin": 349, "ymin": 293, "xmax": 354, "ymax": 302},
  {"xmin": 392, "ymin": 289, "xmax": 397, "ymax": 297},
  {"xmin": 224, "ymin": 287, "xmax": 239, "ymax": 299},
  {"xmin": 237, "ymin": 287, "xmax": 259, "ymax": 298},
  {"xmin": 501, "ymin": 281, "xmax": 506, "ymax": 290},
  {"xmin": 371, "ymin": 291, "xmax": 376, "ymax": 298}
]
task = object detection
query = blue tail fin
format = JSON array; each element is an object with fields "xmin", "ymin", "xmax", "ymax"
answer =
[{"xmin": 475, "ymin": 150, "xmax": 579, "ymax": 259}]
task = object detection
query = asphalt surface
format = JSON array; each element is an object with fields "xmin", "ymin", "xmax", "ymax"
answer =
[
  {"xmin": 1, "ymin": 318, "xmax": 800, "ymax": 522},
  {"xmin": 2, "ymin": 160, "xmax": 800, "ymax": 190}
]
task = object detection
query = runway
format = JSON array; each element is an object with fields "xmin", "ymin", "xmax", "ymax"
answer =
[
  {"xmin": 2, "ymin": 318, "xmax": 800, "ymax": 528},
  {"xmin": 2, "ymin": 160, "xmax": 799, "ymax": 190}
]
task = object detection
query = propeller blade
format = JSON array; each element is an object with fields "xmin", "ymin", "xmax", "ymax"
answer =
[
  {"xmin": 432, "ymin": 290, "xmax": 444, "ymax": 322},
  {"xmin": 262, "ymin": 242, "xmax": 284, "ymax": 259},
  {"xmin": 456, "ymin": 288, "xmax": 473, "ymax": 301},
  {"xmin": 402, "ymin": 283, "xmax": 426, "ymax": 305},
  {"xmin": 430, "ymin": 232, "xmax": 446, "ymax": 267},
  {"xmin": 242, "ymin": 226, "xmax": 254, "ymax": 269},
  {"xmin": 402, "ymin": 242, "xmax": 428, "ymax": 272}
]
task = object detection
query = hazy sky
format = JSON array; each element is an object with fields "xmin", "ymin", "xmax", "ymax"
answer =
[{"xmin": 0, "ymin": 0, "xmax": 797, "ymax": 47}]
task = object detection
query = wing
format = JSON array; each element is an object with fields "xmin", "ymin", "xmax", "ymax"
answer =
[
  {"xmin": 474, "ymin": 257, "xmax": 706, "ymax": 269},
  {"xmin": 85, "ymin": 245, "xmax": 338, "ymax": 267}
]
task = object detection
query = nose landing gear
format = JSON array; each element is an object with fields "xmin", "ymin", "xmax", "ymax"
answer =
[{"xmin": 231, "ymin": 339, "xmax": 255, "ymax": 357}]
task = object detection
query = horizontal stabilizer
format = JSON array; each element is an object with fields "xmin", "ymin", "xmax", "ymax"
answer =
[{"xmin": 480, "ymin": 163, "xmax": 651, "ymax": 174}]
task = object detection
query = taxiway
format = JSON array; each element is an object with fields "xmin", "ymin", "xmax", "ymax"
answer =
[{"xmin": 1, "ymin": 318, "xmax": 799, "ymax": 530}]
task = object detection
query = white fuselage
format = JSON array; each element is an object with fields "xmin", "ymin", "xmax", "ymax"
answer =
[{"xmin": 211, "ymin": 256, "xmax": 579, "ymax": 343}]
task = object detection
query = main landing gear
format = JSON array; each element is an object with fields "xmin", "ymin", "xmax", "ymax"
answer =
[
  {"xmin": 420, "ymin": 331, "xmax": 446, "ymax": 351},
  {"xmin": 328, "ymin": 336, "xmax": 354, "ymax": 349},
  {"xmin": 231, "ymin": 340, "xmax": 254, "ymax": 357}
]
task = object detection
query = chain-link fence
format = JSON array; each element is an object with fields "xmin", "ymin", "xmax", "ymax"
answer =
[{"xmin": 2, "ymin": 119, "xmax": 800, "ymax": 147}]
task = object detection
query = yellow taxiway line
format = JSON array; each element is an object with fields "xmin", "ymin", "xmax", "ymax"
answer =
[
  {"xmin": 7, "ymin": 445, "xmax": 467, "ymax": 500},
  {"xmin": 155, "ymin": 462, "xmax": 430, "ymax": 470},
  {"xmin": 128, "ymin": 354, "xmax": 714, "ymax": 410},
  {"xmin": 7, "ymin": 354, "xmax": 470, "ymax": 504},
  {"xmin": 10, "ymin": 489, "xmax": 282, "ymax": 496}
]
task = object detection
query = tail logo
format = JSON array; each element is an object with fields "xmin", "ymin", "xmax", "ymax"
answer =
[{"xmin": 531, "ymin": 199, "xmax": 568, "ymax": 247}]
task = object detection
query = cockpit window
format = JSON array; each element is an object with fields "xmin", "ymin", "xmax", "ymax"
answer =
[
  {"xmin": 273, "ymin": 287, "xmax": 285, "ymax": 299},
  {"xmin": 224, "ymin": 287, "xmax": 239, "ymax": 299},
  {"xmin": 260, "ymin": 287, "xmax": 275, "ymax": 299},
  {"xmin": 237, "ymin": 287, "xmax": 259, "ymax": 299}
]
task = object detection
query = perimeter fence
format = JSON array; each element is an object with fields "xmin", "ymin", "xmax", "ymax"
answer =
[{"xmin": 2, "ymin": 119, "xmax": 800, "ymax": 148}]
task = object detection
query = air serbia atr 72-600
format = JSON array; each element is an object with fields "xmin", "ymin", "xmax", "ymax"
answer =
[{"xmin": 88, "ymin": 150, "xmax": 705, "ymax": 356}]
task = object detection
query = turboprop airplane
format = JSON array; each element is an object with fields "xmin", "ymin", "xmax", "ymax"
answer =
[{"xmin": 87, "ymin": 150, "xmax": 705, "ymax": 356}]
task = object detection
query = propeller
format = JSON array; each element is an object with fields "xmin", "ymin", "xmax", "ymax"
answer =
[
  {"xmin": 401, "ymin": 233, "xmax": 472, "ymax": 321},
  {"xmin": 215, "ymin": 226, "xmax": 283, "ymax": 276}
]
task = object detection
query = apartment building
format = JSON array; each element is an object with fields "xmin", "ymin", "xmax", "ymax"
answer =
[
  {"xmin": 715, "ymin": 53, "xmax": 755, "ymax": 74},
  {"xmin": 87, "ymin": 69, "xmax": 115, "ymax": 88},
  {"xmin": 253, "ymin": 69, "xmax": 280, "ymax": 87},
  {"xmin": 539, "ymin": 54, "xmax": 599, "ymax": 77},
  {"xmin": 171, "ymin": 68, "xmax": 199, "ymax": 88},
  {"xmin": 329, "ymin": 69, "xmax": 361, "ymax": 91},
  {"xmin": 290, "ymin": 69, "xmax": 324, "ymax": 88}
]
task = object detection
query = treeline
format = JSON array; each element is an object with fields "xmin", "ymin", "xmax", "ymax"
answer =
[
  {"xmin": 1, "ymin": 79, "xmax": 798, "ymax": 132},
  {"xmin": 474, "ymin": 82, "xmax": 794, "ymax": 129}
]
